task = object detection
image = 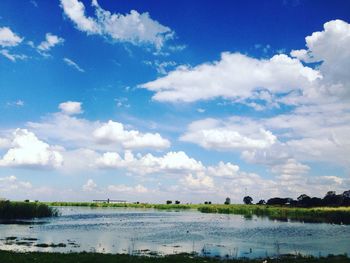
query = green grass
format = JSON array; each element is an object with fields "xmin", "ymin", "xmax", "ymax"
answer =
[
  {"xmin": 0, "ymin": 251, "xmax": 349, "ymax": 263},
  {"xmin": 47, "ymin": 201, "xmax": 194, "ymax": 210},
  {"xmin": 0, "ymin": 201, "xmax": 58, "ymax": 219},
  {"xmin": 45, "ymin": 202, "xmax": 350, "ymax": 224},
  {"xmin": 197, "ymin": 204, "xmax": 350, "ymax": 224}
]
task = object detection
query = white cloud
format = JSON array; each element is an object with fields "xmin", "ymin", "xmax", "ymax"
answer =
[
  {"xmin": 93, "ymin": 120, "xmax": 170, "ymax": 150},
  {"xmin": 271, "ymin": 158, "xmax": 310, "ymax": 177},
  {"xmin": 59, "ymin": 148, "xmax": 99, "ymax": 173},
  {"xmin": 0, "ymin": 138, "xmax": 11, "ymax": 149},
  {"xmin": 140, "ymin": 52, "xmax": 320, "ymax": 102},
  {"xmin": 291, "ymin": 19, "xmax": 350, "ymax": 100},
  {"xmin": 207, "ymin": 161, "xmax": 240, "ymax": 178},
  {"xmin": 27, "ymin": 112, "xmax": 170, "ymax": 152},
  {"xmin": 63, "ymin": 57, "xmax": 85, "ymax": 72},
  {"xmin": 107, "ymin": 184, "xmax": 148, "ymax": 194},
  {"xmin": 60, "ymin": 0, "xmax": 100, "ymax": 33},
  {"xmin": 37, "ymin": 33, "xmax": 64, "ymax": 54},
  {"xmin": 0, "ymin": 176, "xmax": 32, "ymax": 192},
  {"xmin": 144, "ymin": 60, "xmax": 177, "ymax": 74},
  {"xmin": 10, "ymin": 100, "xmax": 25, "ymax": 107},
  {"xmin": 181, "ymin": 118, "xmax": 277, "ymax": 151},
  {"xmin": 0, "ymin": 129, "xmax": 63, "ymax": 169},
  {"xmin": 180, "ymin": 172, "xmax": 214, "ymax": 190},
  {"xmin": 83, "ymin": 179, "xmax": 97, "ymax": 191},
  {"xmin": 60, "ymin": 0, "xmax": 174, "ymax": 49},
  {"xmin": 96, "ymin": 150, "xmax": 204, "ymax": 175},
  {"xmin": 0, "ymin": 27, "xmax": 23, "ymax": 47},
  {"xmin": 0, "ymin": 49, "xmax": 27, "ymax": 62},
  {"xmin": 58, "ymin": 101, "xmax": 83, "ymax": 115}
]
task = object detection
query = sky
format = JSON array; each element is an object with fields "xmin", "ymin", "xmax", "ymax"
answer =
[{"xmin": 0, "ymin": 0, "xmax": 350, "ymax": 203}]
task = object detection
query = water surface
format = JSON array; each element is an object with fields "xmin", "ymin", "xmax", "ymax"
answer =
[{"xmin": 0, "ymin": 207, "xmax": 349, "ymax": 258}]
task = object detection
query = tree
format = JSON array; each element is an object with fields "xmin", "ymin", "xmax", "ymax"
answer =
[
  {"xmin": 297, "ymin": 194, "xmax": 311, "ymax": 207},
  {"xmin": 256, "ymin": 199, "xmax": 266, "ymax": 205},
  {"xmin": 267, "ymin": 197, "xmax": 290, "ymax": 205},
  {"xmin": 243, "ymin": 196, "xmax": 253, "ymax": 205},
  {"xmin": 224, "ymin": 197, "xmax": 231, "ymax": 205}
]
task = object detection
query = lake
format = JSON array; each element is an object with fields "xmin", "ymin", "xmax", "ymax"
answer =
[{"xmin": 0, "ymin": 207, "xmax": 349, "ymax": 259}]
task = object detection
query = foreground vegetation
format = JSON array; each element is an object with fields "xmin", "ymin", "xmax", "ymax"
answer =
[
  {"xmin": 0, "ymin": 251, "xmax": 349, "ymax": 263},
  {"xmin": 0, "ymin": 201, "xmax": 58, "ymax": 219},
  {"xmin": 45, "ymin": 202, "xmax": 350, "ymax": 224}
]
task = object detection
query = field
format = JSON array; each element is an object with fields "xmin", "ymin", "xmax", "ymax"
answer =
[
  {"xmin": 46, "ymin": 202, "xmax": 350, "ymax": 224},
  {"xmin": 0, "ymin": 251, "xmax": 349, "ymax": 263}
]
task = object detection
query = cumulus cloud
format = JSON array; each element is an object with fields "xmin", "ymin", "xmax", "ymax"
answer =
[
  {"xmin": 58, "ymin": 101, "xmax": 83, "ymax": 115},
  {"xmin": 180, "ymin": 172, "xmax": 214, "ymax": 190},
  {"xmin": 0, "ymin": 138, "xmax": 11, "ymax": 149},
  {"xmin": 181, "ymin": 118, "xmax": 277, "ymax": 151},
  {"xmin": 207, "ymin": 161, "xmax": 240, "ymax": 178},
  {"xmin": 271, "ymin": 158, "xmax": 310, "ymax": 177},
  {"xmin": 0, "ymin": 27, "xmax": 23, "ymax": 47},
  {"xmin": 140, "ymin": 52, "xmax": 320, "ymax": 103},
  {"xmin": 291, "ymin": 19, "xmax": 350, "ymax": 100},
  {"xmin": 82, "ymin": 179, "xmax": 97, "ymax": 191},
  {"xmin": 37, "ymin": 33, "xmax": 64, "ymax": 53},
  {"xmin": 0, "ymin": 176, "xmax": 32, "ymax": 192},
  {"xmin": 93, "ymin": 120, "xmax": 170, "ymax": 150},
  {"xmin": 0, "ymin": 129, "xmax": 63, "ymax": 169},
  {"xmin": 60, "ymin": 0, "xmax": 173, "ymax": 49},
  {"xmin": 96, "ymin": 150, "xmax": 204, "ymax": 175},
  {"xmin": 107, "ymin": 184, "xmax": 148, "ymax": 194},
  {"xmin": 63, "ymin": 57, "xmax": 85, "ymax": 72},
  {"xmin": 27, "ymin": 104, "xmax": 171, "ymax": 152}
]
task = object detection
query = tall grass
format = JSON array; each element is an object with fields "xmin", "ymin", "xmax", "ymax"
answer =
[
  {"xmin": 0, "ymin": 201, "xmax": 58, "ymax": 219},
  {"xmin": 197, "ymin": 204, "xmax": 350, "ymax": 224}
]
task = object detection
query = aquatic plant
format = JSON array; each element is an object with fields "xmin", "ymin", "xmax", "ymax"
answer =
[{"xmin": 0, "ymin": 201, "xmax": 58, "ymax": 219}]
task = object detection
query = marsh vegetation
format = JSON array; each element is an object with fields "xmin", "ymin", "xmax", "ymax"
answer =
[
  {"xmin": 0, "ymin": 201, "xmax": 58, "ymax": 220},
  {"xmin": 0, "ymin": 251, "xmax": 349, "ymax": 263}
]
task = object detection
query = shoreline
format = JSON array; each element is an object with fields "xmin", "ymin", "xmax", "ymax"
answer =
[
  {"xmin": 46, "ymin": 202, "xmax": 350, "ymax": 224},
  {"xmin": 0, "ymin": 250, "xmax": 349, "ymax": 263}
]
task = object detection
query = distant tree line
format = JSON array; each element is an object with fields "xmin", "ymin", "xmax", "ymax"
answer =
[
  {"xmin": 241, "ymin": 190, "xmax": 350, "ymax": 207},
  {"xmin": 166, "ymin": 200, "xmax": 181, "ymax": 204}
]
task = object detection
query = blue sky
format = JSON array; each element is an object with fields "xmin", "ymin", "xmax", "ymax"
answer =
[{"xmin": 0, "ymin": 0, "xmax": 350, "ymax": 203}]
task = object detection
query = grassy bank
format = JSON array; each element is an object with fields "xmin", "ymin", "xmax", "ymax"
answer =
[
  {"xmin": 0, "ymin": 201, "xmax": 58, "ymax": 219},
  {"xmin": 0, "ymin": 251, "xmax": 349, "ymax": 263},
  {"xmin": 46, "ymin": 202, "xmax": 350, "ymax": 224},
  {"xmin": 47, "ymin": 201, "xmax": 194, "ymax": 210},
  {"xmin": 197, "ymin": 204, "xmax": 350, "ymax": 224}
]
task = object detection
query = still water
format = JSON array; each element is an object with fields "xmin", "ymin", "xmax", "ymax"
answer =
[{"xmin": 0, "ymin": 207, "xmax": 349, "ymax": 258}]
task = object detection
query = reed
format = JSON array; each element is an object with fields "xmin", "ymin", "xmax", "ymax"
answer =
[
  {"xmin": 197, "ymin": 204, "xmax": 350, "ymax": 224},
  {"xmin": 0, "ymin": 201, "xmax": 58, "ymax": 219}
]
